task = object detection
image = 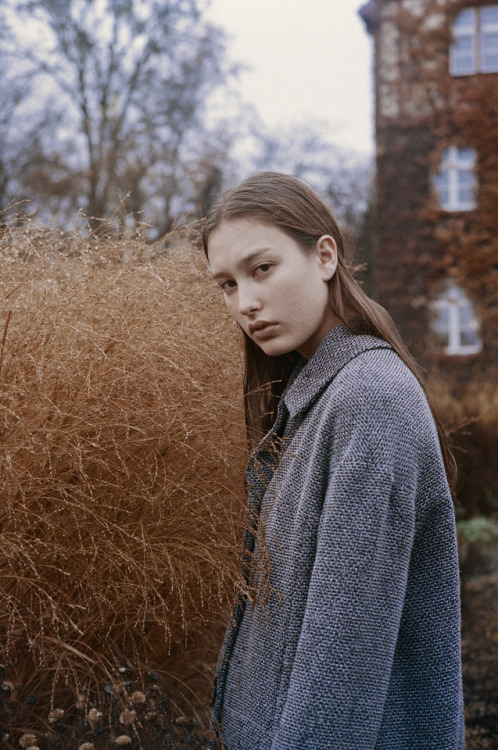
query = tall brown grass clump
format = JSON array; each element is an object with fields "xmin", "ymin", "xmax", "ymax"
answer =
[{"xmin": 0, "ymin": 220, "xmax": 247, "ymax": 720}]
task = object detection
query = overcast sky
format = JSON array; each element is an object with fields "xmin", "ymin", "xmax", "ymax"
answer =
[{"xmin": 206, "ymin": 0, "xmax": 374, "ymax": 156}]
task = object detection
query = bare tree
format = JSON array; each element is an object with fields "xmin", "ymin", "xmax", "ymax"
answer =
[
  {"xmin": 248, "ymin": 121, "xmax": 373, "ymax": 237},
  {"xmin": 0, "ymin": 0, "xmax": 235, "ymax": 232}
]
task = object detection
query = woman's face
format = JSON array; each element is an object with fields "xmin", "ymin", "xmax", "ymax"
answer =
[{"xmin": 207, "ymin": 218, "xmax": 340, "ymax": 359}]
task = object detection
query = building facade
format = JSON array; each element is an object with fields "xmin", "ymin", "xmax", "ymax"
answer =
[{"xmin": 359, "ymin": 0, "xmax": 498, "ymax": 382}]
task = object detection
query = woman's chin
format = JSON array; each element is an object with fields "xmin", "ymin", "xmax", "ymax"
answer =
[{"xmin": 256, "ymin": 340, "xmax": 294, "ymax": 357}]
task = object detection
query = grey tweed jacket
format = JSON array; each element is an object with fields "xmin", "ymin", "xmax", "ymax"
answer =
[{"xmin": 212, "ymin": 325, "xmax": 465, "ymax": 750}]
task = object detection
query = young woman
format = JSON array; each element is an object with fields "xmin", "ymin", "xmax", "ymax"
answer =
[{"xmin": 202, "ymin": 172, "xmax": 464, "ymax": 750}]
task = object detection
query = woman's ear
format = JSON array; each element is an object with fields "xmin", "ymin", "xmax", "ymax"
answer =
[{"xmin": 315, "ymin": 235, "xmax": 338, "ymax": 280}]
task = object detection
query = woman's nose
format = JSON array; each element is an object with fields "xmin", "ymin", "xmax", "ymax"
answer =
[{"xmin": 238, "ymin": 284, "xmax": 261, "ymax": 316}]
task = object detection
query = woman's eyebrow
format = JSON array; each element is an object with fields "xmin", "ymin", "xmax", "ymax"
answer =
[{"xmin": 211, "ymin": 248, "xmax": 272, "ymax": 280}]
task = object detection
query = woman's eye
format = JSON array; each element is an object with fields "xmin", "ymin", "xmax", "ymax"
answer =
[
  {"xmin": 254, "ymin": 263, "xmax": 271, "ymax": 276},
  {"xmin": 220, "ymin": 279, "xmax": 236, "ymax": 292}
]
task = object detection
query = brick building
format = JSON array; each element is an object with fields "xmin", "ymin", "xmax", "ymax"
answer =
[{"xmin": 359, "ymin": 0, "xmax": 498, "ymax": 381}]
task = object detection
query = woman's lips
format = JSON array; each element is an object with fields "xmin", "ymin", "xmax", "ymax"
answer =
[{"xmin": 249, "ymin": 321, "xmax": 278, "ymax": 340}]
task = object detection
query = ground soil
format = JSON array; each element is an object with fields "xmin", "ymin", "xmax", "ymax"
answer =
[{"xmin": 1, "ymin": 572, "xmax": 497, "ymax": 749}]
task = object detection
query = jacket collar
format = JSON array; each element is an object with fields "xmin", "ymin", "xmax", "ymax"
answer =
[{"xmin": 282, "ymin": 324, "xmax": 392, "ymax": 418}]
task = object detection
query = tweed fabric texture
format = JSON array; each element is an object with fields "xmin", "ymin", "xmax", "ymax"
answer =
[{"xmin": 212, "ymin": 325, "xmax": 464, "ymax": 750}]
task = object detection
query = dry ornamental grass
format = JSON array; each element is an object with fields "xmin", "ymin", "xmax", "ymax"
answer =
[
  {"xmin": 1, "ymin": 219, "xmax": 496, "ymax": 747},
  {"xmin": 0, "ymin": 220, "xmax": 247, "ymax": 733}
]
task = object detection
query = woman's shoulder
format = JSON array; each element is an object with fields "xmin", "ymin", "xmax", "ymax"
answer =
[
  {"xmin": 337, "ymin": 346, "xmax": 421, "ymax": 394},
  {"xmin": 325, "ymin": 347, "xmax": 434, "ymax": 432},
  {"xmin": 284, "ymin": 328, "xmax": 433, "ymax": 436}
]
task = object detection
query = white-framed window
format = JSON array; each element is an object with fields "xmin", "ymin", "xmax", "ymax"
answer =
[
  {"xmin": 431, "ymin": 282, "xmax": 482, "ymax": 355},
  {"xmin": 433, "ymin": 146, "xmax": 477, "ymax": 211},
  {"xmin": 450, "ymin": 6, "xmax": 498, "ymax": 75}
]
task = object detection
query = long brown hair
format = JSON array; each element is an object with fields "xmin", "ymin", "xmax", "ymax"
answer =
[{"xmin": 202, "ymin": 172, "xmax": 456, "ymax": 489}]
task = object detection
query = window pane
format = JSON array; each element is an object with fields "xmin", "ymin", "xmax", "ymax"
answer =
[
  {"xmin": 460, "ymin": 328, "xmax": 480, "ymax": 347},
  {"xmin": 451, "ymin": 10, "xmax": 477, "ymax": 75},
  {"xmin": 452, "ymin": 37, "xmax": 476, "ymax": 74},
  {"xmin": 454, "ymin": 9, "xmax": 475, "ymax": 29},
  {"xmin": 481, "ymin": 32, "xmax": 498, "ymax": 72},
  {"xmin": 455, "ymin": 37, "xmax": 473, "ymax": 55},
  {"xmin": 433, "ymin": 172, "xmax": 449, "ymax": 208},
  {"xmin": 459, "ymin": 303, "xmax": 476, "ymax": 326},
  {"xmin": 452, "ymin": 56, "xmax": 476, "ymax": 75},
  {"xmin": 433, "ymin": 304, "xmax": 450, "ymax": 332},
  {"xmin": 481, "ymin": 7, "xmax": 498, "ymax": 25},
  {"xmin": 458, "ymin": 148, "xmax": 475, "ymax": 165},
  {"xmin": 449, "ymin": 284, "xmax": 465, "ymax": 303},
  {"xmin": 457, "ymin": 169, "xmax": 476, "ymax": 205}
]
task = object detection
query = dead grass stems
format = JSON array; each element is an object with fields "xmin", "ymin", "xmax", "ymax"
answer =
[{"xmin": 0, "ymin": 219, "xmax": 247, "ymax": 728}]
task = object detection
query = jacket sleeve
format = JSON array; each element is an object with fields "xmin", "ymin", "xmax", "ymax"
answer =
[{"xmin": 270, "ymin": 376, "xmax": 432, "ymax": 750}]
